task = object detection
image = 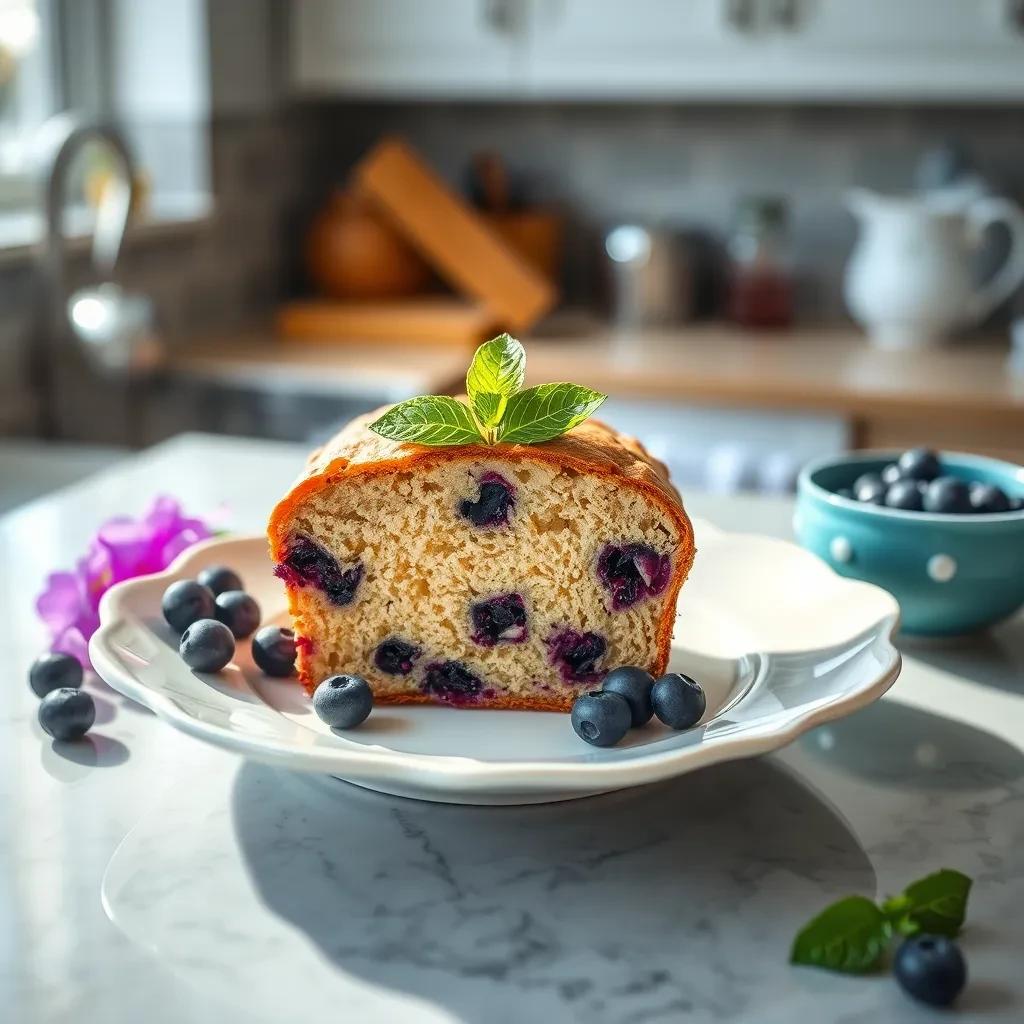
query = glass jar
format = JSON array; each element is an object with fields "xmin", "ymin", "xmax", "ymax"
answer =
[{"xmin": 727, "ymin": 196, "xmax": 795, "ymax": 329}]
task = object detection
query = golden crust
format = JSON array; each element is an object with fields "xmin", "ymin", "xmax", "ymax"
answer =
[{"xmin": 268, "ymin": 409, "xmax": 695, "ymax": 707}]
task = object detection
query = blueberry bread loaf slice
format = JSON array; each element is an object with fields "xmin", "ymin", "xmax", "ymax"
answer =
[{"xmin": 267, "ymin": 412, "xmax": 694, "ymax": 711}]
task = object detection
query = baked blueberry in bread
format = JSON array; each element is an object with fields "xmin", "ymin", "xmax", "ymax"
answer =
[{"xmin": 267, "ymin": 337, "xmax": 694, "ymax": 711}]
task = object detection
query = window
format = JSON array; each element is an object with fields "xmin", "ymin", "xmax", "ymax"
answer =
[{"xmin": 0, "ymin": 0, "xmax": 55, "ymax": 206}]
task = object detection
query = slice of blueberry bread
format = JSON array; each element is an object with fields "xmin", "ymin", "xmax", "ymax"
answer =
[{"xmin": 267, "ymin": 411, "xmax": 694, "ymax": 711}]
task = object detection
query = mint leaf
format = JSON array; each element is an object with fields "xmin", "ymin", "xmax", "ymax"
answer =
[
  {"xmin": 894, "ymin": 869, "xmax": 972, "ymax": 938},
  {"xmin": 496, "ymin": 383, "xmax": 606, "ymax": 445},
  {"xmin": 368, "ymin": 396, "xmax": 483, "ymax": 447},
  {"xmin": 790, "ymin": 896, "xmax": 891, "ymax": 974},
  {"xmin": 472, "ymin": 391, "xmax": 508, "ymax": 432},
  {"xmin": 466, "ymin": 334, "xmax": 526, "ymax": 408}
]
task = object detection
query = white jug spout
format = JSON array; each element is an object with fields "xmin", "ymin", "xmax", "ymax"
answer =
[{"xmin": 845, "ymin": 187, "xmax": 881, "ymax": 219}]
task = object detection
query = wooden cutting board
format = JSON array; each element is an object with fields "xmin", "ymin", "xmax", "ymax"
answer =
[
  {"xmin": 354, "ymin": 139, "xmax": 557, "ymax": 332},
  {"xmin": 277, "ymin": 298, "xmax": 499, "ymax": 346}
]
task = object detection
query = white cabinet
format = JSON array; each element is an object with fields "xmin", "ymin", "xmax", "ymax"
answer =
[
  {"xmin": 291, "ymin": 0, "xmax": 523, "ymax": 97},
  {"xmin": 290, "ymin": 0, "xmax": 1024, "ymax": 102}
]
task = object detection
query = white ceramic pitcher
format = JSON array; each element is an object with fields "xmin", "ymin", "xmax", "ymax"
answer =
[{"xmin": 844, "ymin": 188, "xmax": 1024, "ymax": 349}]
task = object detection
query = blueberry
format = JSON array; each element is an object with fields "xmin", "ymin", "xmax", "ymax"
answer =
[
  {"xmin": 546, "ymin": 629, "xmax": 608, "ymax": 684},
  {"xmin": 180, "ymin": 618, "xmax": 235, "ymax": 672},
  {"xmin": 894, "ymin": 934, "xmax": 966, "ymax": 1008},
  {"xmin": 880, "ymin": 463, "xmax": 905, "ymax": 486},
  {"xmin": 29, "ymin": 652, "xmax": 83, "ymax": 698},
  {"xmin": 602, "ymin": 666, "xmax": 655, "ymax": 727},
  {"xmin": 162, "ymin": 579, "xmax": 216, "ymax": 634},
  {"xmin": 968, "ymin": 482, "xmax": 1011, "ymax": 514},
  {"xmin": 422, "ymin": 660, "xmax": 484, "ymax": 702},
  {"xmin": 835, "ymin": 487, "xmax": 854, "ymax": 500},
  {"xmin": 571, "ymin": 691, "xmax": 632, "ymax": 747},
  {"xmin": 458, "ymin": 472, "xmax": 515, "ymax": 528},
  {"xmin": 274, "ymin": 535, "xmax": 363, "ymax": 606},
  {"xmin": 197, "ymin": 565, "xmax": 243, "ymax": 596},
  {"xmin": 597, "ymin": 543, "xmax": 671, "ymax": 611},
  {"xmin": 852, "ymin": 473, "xmax": 886, "ymax": 505},
  {"xmin": 1010, "ymin": 495, "xmax": 1024, "ymax": 512},
  {"xmin": 923, "ymin": 476, "xmax": 971, "ymax": 514},
  {"xmin": 898, "ymin": 447, "xmax": 942, "ymax": 482},
  {"xmin": 470, "ymin": 593, "xmax": 528, "ymax": 646},
  {"xmin": 214, "ymin": 590, "xmax": 261, "ymax": 638},
  {"xmin": 651, "ymin": 672, "xmax": 706, "ymax": 729},
  {"xmin": 313, "ymin": 674, "xmax": 373, "ymax": 729},
  {"xmin": 251, "ymin": 625, "xmax": 297, "ymax": 677},
  {"xmin": 885, "ymin": 478, "xmax": 924, "ymax": 511},
  {"xmin": 374, "ymin": 637, "xmax": 421, "ymax": 676},
  {"xmin": 38, "ymin": 687, "xmax": 95, "ymax": 741}
]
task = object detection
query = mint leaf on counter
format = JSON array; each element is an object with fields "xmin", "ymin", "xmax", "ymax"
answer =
[
  {"xmin": 368, "ymin": 396, "xmax": 484, "ymax": 447},
  {"xmin": 496, "ymin": 383, "xmax": 607, "ymax": 445},
  {"xmin": 887, "ymin": 869, "xmax": 972, "ymax": 938},
  {"xmin": 790, "ymin": 895, "xmax": 891, "ymax": 974}
]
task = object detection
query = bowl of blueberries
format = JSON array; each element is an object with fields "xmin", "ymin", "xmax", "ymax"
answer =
[{"xmin": 795, "ymin": 447, "xmax": 1024, "ymax": 635}]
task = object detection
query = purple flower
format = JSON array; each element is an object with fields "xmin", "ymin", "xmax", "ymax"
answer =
[{"xmin": 35, "ymin": 496, "xmax": 216, "ymax": 668}]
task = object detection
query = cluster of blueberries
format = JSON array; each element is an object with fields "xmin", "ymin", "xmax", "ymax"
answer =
[
  {"xmin": 571, "ymin": 666, "xmax": 706, "ymax": 747},
  {"xmin": 162, "ymin": 565, "xmax": 297, "ymax": 676},
  {"xmin": 29, "ymin": 653, "xmax": 95, "ymax": 741},
  {"xmin": 837, "ymin": 447, "xmax": 1023, "ymax": 514}
]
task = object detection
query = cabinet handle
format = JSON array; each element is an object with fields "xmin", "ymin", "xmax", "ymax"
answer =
[
  {"xmin": 482, "ymin": 0, "xmax": 526, "ymax": 37},
  {"xmin": 724, "ymin": 0, "xmax": 756, "ymax": 33},
  {"xmin": 771, "ymin": 0, "xmax": 800, "ymax": 30}
]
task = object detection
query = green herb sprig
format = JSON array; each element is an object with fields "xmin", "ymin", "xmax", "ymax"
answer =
[
  {"xmin": 790, "ymin": 868, "xmax": 972, "ymax": 975},
  {"xmin": 369, "ymin": 334, "xmax": 607, "ymax": 447}
]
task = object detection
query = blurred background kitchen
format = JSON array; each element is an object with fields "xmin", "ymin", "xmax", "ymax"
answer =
[{"xmin": 2, "ymin": 0, "xmax": 1024, "ymax": 512}]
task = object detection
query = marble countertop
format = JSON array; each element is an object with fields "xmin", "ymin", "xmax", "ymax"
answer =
[{"xmin": 2, "ymin": 434, "xmax": 1022, "ymax": 1024}]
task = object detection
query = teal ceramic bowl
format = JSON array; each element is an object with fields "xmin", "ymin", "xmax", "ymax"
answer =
[{"xmin": 795, "ymin": 451, "xmax": 1024, "ymax": 635}]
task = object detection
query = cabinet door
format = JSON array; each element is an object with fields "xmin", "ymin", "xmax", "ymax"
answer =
[
  {"xmin": 523, "ymin": 0, "xmax": 764, "ymax": 98},
  {"xmin": 291, "ymin": 0, "xmax": 521, "ymax": 98},
  {"xmin": 524, "ymin": 0, "xmax": 1024, "ymax": 100},
  {"xmin": 764, "ymin": 0, "xmax": 1024, "ymax": 101}
]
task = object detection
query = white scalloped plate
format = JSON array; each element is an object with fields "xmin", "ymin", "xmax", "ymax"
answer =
[{"xmin": 90, "ymin": 521, "xmax": 900, "ymax": 804}]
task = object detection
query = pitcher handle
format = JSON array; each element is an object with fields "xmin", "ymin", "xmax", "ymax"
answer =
[{"xmin": 965, "ymin": 197, "xmax": 1024, "ymax": 323}]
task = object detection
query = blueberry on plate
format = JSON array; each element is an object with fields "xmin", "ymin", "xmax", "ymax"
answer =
[
  {"xmin": 38, "ymin": 687, "xmax": 95, "ymax": 741},
  {"xmin": 852, "ymin": 473, "xmax": 886, "ymax": 505},
  {"xmin": 968, "ymin": 482, "xmax": 1011, "ymax": 514},
  {"xmin": 197, "ymin": 564, "xmax": 243, "ymax": 596},
  {"xmin": 1010, "ymin": 495, "xmax": 1024, "ymax": 512},
  {"xmin": 251, "ymin": 625, "xmax": 297, "ymax": 677},
  {"xmin": 571, "ymin": 691, "xmax": 632, "ymax": 747},
  {"xmin": 894, "ymin": 934, "xmax": 966, "ymax": 1008},
  {"xmin": 923, "ymin": 476, "xmax": 971, "ymax": 514},
  {"xmin": 897, "ymin": 447, "xmax": 942, "ymax": 482},
  {"xmin": 162, "ymin": 579, "xmax": 216, "ymax": 634},
  {"xmin": 835, "ymin": 487, "xmax": 854, "ymax": 500},
  {"xmin": 179, "ymin": 618, "xmax": 235, "ymax": 673},
  {"xmin": 651, "ymin": 673, "xmax": 706, "ymax": 730},
  {"xmin": 885, "ymin": 478, "xmax": 924, "ymax": 511},
  {"xmin": 214, "ymin": 590, "xmax": 261, "ymax": 639},
  {"xmin": 602, "ymin": 666, "xmax": 655, "ymax": 727},
  {"xmin": 313, "ymin": 674, "xmax": 374, "ymax": 729},
  {"xmin": 880, "ymin": 463, "xmax": 904, "ymax": 486},
  {"xmin": 29, "ymin": 652, "xmax": 83, "ymax": 698}
]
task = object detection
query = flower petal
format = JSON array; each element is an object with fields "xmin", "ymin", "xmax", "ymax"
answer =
[{"xmin": 36, "ymin": 572, "xmax": 86, "ymax": 634}]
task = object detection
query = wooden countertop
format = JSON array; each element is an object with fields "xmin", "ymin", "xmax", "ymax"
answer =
[{"xmin": 171, "ymin": 324, "xmax": 1024, "ymax": 426}]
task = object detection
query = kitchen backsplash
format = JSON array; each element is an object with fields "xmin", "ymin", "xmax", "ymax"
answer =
[
  {"xmin": 299, "ymin": 101, "xmax": 1024, "ymax": 319},
  {"xmin": 2, "ymin": 100, "xmax": 1023, "ymax": 440}
]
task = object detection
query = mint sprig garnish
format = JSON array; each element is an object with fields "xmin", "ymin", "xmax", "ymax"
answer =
[
  {"xmin": 791, "ymin": 868, "xmax": 973, "ymax": 975},
  {"xmin": 368, "ymin": 333, "xmax": 606, "ymax": 447},
  {"xmin": 368, "ymin": 395, "xmax": 483, "ymax": 447},
  {"xmin": 497, "ymin": 382, "xmax": 607, "ymax": 444}
]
